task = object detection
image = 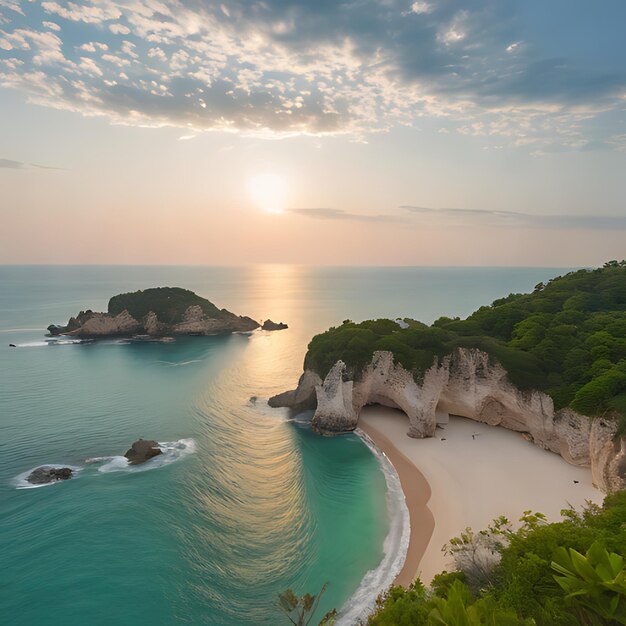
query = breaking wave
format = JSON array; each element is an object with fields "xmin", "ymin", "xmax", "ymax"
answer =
[
  {"xmin": 335, "ymin": 429, "xmax": 411, "ymax": 626},
  {"xmin": 14, "ymin": 439, "xmax": 196, "ymax": 487},
  {"xmin": 88, "ymin": 438, "xmax": 197, "ymax": 473},
  {"xmin": 13, "ymin": 338, "xmax": 89, "ymax": 348}
]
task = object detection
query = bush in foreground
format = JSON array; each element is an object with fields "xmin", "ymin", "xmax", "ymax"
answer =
[{"xmin": 366, "ymin": 491, "xmax": 626, "ymax": 625}]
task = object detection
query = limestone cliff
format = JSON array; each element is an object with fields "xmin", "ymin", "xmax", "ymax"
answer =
[{"xmin": 270, "ymin": 348, "xmax": 626, "ymax": 493}]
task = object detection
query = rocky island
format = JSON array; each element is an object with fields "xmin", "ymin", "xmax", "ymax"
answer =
[
  {"xmin": 271, "ymin": 262, "xmax": 626, "ymax": 493},
  {"xmin": 47, "ymin": 287, "xmax": 265, "ymax": 338}
]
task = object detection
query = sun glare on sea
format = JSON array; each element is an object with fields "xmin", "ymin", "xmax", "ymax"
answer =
[{"xmin": 248, "ymin": 173, "xmax": 288, "ymax": 214}]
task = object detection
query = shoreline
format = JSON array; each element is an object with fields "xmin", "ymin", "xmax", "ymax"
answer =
[
  {"xmin": 358, "ymin": 421, "xmax": 435, "ymax": 587},
  {"xmin": 359, "ymin": 406, "xmax": 603, "ymax": 585}
]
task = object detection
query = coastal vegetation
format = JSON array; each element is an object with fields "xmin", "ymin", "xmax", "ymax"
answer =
[
  {"xmin": 278, "ymin": 585, "xmax": 337, "ymax": 625},
  {"xmin": 108, "ymin": 287, "xmax": 226, "ymax": 323},
  {"xmin": 304, "ymin": 262, "xmax": 626, "ymax": 425},
  {"xmin": 366, "ymin": 491, "xmax": 626, "ymax": 625}
]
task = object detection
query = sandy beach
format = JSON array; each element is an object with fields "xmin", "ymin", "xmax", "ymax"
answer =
[{"xmin": 360, "ymin": 406, "xmax": 603, "ymax": 585}]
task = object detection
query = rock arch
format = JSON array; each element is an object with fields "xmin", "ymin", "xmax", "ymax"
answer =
[{"xmin": 270, "ymin": 349, "xmax": 626, "ymax": 493}]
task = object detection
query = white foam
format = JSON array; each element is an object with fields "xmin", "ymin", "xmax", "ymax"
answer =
[
  {"xmin": 91, "ymin": 438, "xmax": 197, "ymax": 473},
  {"xmin": 0, "ymin": 328, "xmax": 44, "ymax": 333},
  {"xmin": 95, "ymin": 456, "xmax": 131, "ymax": 473},
  {"xmin": 14, "ymin": 439, "xmax": 197, "ymax": 488},
  {"xmin": 156, "ymin": 359, "xmax": 203, "ymax": 367},
  {"xmin": 15, "ymin": 338, "xmax": 87, "ymax": 348},
  {"xmin": 14, "ymin": 464, "xmax": 82, "ymax": 489},
  {"xmin": 335, "ymin": 429, "xmax": 411, "ymax": 626},
  {"xmin": 51, "ymin": 339, "xmax": 89, "ymax": 345}
]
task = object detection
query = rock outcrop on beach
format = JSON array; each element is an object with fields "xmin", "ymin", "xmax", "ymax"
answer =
[
  {"xmin": 124, "ymin": 439, "xmax": 162, "ymax": 465},
  {"xmin": 47, "ymin": 287, "xmax": 261, "ymax": 338},
  {"xmin": 270, "ymin": 349, "xmax": 626, "ymax": 493},
  {"xmin": 27, "ymin": 466, "xmax": 73, "ymax": 484}
]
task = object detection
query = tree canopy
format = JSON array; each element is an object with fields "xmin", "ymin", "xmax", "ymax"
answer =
[
  {"xmin": 108, "ymin": 287, "xmax": 226, "ymax": 324},
  {"xmin": 304, "ymin": 263, "xmax": 626, "ymax": 424}
]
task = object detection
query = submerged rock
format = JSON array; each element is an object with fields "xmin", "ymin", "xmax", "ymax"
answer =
[
  {"xmin": 262, "ymin": 319, "xmax": 288, "ymax": 331},
  {"xmin": 27, "ymin": 466, "xmax": 73, "ymax": 484},
  {"xmin": 124, "ymin": 439, "xmax": 162, "ymax": 465}
]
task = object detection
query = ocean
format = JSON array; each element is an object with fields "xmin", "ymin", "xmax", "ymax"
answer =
[{"xmin": 0, "ymin": 265, "xmax": 570, "ymax": 625}]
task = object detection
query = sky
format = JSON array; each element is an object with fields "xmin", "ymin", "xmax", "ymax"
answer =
[{"xmin": 0, "ymin": 0, "xmax": 625, "ymax": 266}]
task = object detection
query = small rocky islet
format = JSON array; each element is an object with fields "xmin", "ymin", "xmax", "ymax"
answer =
[
  {"xmin": 262, "ymin": 319, "xmax": 288, "ymax": 331},
  {"xmin": 47, "ymin": 286, "xmax": 287, "ymax": 339},
  {"xmin": 26, "ymin": 439, "xmax": 164, "ymax": 485},
  {"xmin": 27, "ymin": 466, "xmax": 74, "ymax": 485},
  {"xmin": 123, "ymin": 439, "xmax": 162, "ymax": 465}
]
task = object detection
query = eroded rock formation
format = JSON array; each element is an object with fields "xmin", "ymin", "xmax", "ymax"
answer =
[
  {"xmin": 124, "ymin": 439, "xmax": 162, "ymax": 465},
  {"xmin": 270, "ymin": 348, "xmax": 626, "ymax": 493},
  {"xmin": 262, "ymin": 319, "xmax": 288, "ymax": 331},
  {"xmin": 27, "ymin": 466, "xmax": 73, "ymax": 484}
]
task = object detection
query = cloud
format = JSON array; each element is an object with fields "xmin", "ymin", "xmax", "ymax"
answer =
[
  {"xmin": 401, "ymin": 206, "xmax": 626, "ymax": 230},
  {"xmin": 30, "ymin": 161, "xmax": 65, "ymax": 169},
  {"xmin": 0, "ymin": 0, "xmax": 24, "ymax": 16},
  {"xmin": 410, "ymin": 2, "xmax": 432, "ymax": 16},
  {"xmin": 40, "ymin": 1, "xmax": 120, "ymax": 24},
  {"xmin": 108, "ymin": 23, "xmax": 129, "ymax": 35},
  {"xmin": 0, "ymin": 157, "xmax": 23, "ymax": 168},
  {"xmin": 0, "ymin": 0, "xmax": 623, "ymax": 145},
  {"xmin": 288, "ymin": 208, "xmax": 406, "ymax": 223},
  {"xmin": 286, "ymin": 204, "xmax": 626, "ymax": 230},
  {"xmin": 0, "ymin": 157, "xmax": 64, "ymax": 169}
]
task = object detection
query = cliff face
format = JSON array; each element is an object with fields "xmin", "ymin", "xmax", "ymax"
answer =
[
  {"xmin": 270, "ymin": 348, "xmax": 626, "ymax": 493},
  {"xmin": 48, "ymin": 304, "xmax": 260, "ymax": 338}
]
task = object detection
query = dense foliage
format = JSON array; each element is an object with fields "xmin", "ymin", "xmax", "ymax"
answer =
[
  {"xmin": 366, "ymin": 491, "xmax": 626, "ymax": 625},
  {"xmin": 304, "ymin": 262, "xmax": 626, "ymax": 422},
  {"xmin": 108, "ymin": 287, "xmax": 226, "ymax": 323}
]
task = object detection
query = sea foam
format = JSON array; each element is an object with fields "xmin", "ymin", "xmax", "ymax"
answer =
[
  {"xmin": 90, "ymin": 438, "xmax": 197, "ymax": 473},
  {"xmin": 14, "ymin": 439, "xmax": 197, "ymax": 487},
  {"xmin": 335, "ymin": 428, "xmax": 411, "ymax": 626}
]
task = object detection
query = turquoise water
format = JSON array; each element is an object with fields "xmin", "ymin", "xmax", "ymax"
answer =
[{"xmin": 0, "ymin": 265, "xmax": 569, "ymax": 625}]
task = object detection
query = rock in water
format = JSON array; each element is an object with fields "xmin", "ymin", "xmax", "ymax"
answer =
[
  {"xmin": 124, "ymin": 439, "xmax": 162, "ymax": 465},
  {"xmin": 262, "ymin": 319, "xmax": 288, "ymax": 331},
  {"xmin": 27, "ymin": 466, "xmax": 73, "ymax": 485}
]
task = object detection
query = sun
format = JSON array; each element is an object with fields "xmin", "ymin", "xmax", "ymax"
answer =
[{"xmin": 248, "ymin": 173, "xmax": 288, "ymax": 214}]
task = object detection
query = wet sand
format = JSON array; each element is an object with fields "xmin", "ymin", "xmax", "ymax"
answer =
[{"xmin": 359, "ymin": 419, "xmax": 435, "ymax": 587}]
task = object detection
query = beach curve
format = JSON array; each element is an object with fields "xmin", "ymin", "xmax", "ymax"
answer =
[
  {"xmin": 358, "ymin": 420, "xmax": 435, "ymax": 587},
  {"xmin": 359, "ymin": 405, "xmax": 603, "ymax": 586}
]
